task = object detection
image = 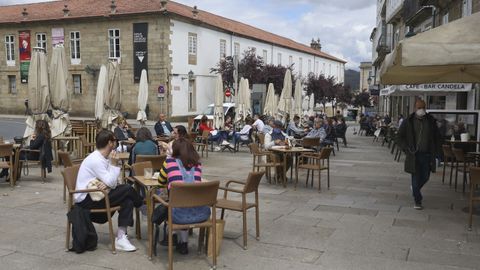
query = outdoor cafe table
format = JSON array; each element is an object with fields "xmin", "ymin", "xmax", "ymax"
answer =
[
  {"xmin": 128, "ymin": 175, "xmax": 165, "ymax": 260},
  {"xmin": 269, "ymin": 146, "xmax": 314, "ymax": 188}
]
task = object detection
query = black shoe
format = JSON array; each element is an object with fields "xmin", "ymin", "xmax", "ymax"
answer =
[
  {"xmin": 0, "ymin": 169, "xmax": 8, "ymax": 178},
  {"xmin": 414, "ymin": 203, "xmax": 423, "ymax": 210},
  {"xmin": 176, "ymin": 242, "xmax": 188, "ymax": 255},
  {"xmin": 160, "ymin": 234, "xmax": 177, "ymax": 246}
]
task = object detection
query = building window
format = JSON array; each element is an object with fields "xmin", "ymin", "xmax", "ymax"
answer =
[
  {"xmin": 234, "ymin": 42, "xmax": 240, "ymax": 57},
  {"xmin": 219, "ymin": 39, "xmax": 226, "ymax": 59},
  {"xmin": 36, "ymin": 33, "xmax": 47, "ymax": 52},
  {"xmin": 262, "ymin": 50, "xmax": 268, "ymax": 62},
  {"xmin": 8, "ymin": 75, "xmax": 16, "ymax": 94},
  {"xmin": 73, "ymin": 74, "xmax": 82, "ymax": 94},
  {"xmin": 315, "ymin": 61, "xmax": 319, "ymax": 74},
  {"xmin": 299, "ymin": 57, "xmax": 303, "ymax": 74},
  {"xmin": 442, "ymin": 12, "xmax": 449, "ymax": 25},
  {"xmin": 4, "ymin": 35, "xmax": 15, "ymax": 66},
  {"xmin": 289, "ymin": 55, "xmax": 293, "ymax": 66},
  {"xmin": 308, "ymin": 59, "xmax": 311, "ymax": 73},
  {"xmin": 277, "ymin": 53, "xmax": 282, "ymax": 65},
  {"xmin": 462, "ymin": 0, "xmax": 472, "ymax": 17},
  {"xmin": 108, "ymin": 29, "xmax": 120, "ymax": 59},
  {"xmin": 188, "ymin": 79, "xmax": 196, "ymax": 111},
  {"xmin": 70, "ymin": 31, "xmax": 81, "ymax": 65},
  {"xmin": 323, "ymin": 63, "xmax": 326, "ymax": 74}
]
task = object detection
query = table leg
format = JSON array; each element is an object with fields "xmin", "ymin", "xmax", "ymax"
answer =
[
  {"xmin": 289, "ymin": 153, "xmax": 293, "ymax": 182},
  {"xmin": 283, "ymin": 153, "xmax": 287, "ymax": 188},
  {"xmin": 134, "ymin": 182, "xmax": 141, "ymax": 240},
  {"xmin": 147, "ymin": 188, "xmax": 153, "ymax": 260}
]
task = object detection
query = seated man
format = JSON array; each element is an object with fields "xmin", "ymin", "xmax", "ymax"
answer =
[
  {"xmin": 231, "ymin": 118, "xmax": 253, "ymax": 148},
  {"xmin": 262, "ymin": 117, "xmax": 274, "ymax": 134},
  {"xmin": 75, "ymin": 130, "xmax": 143, "ymax": 252},
  {"xmin": 114, "ymin": 118, "xmax": 135, "ymax": 141},
  {"xmin": 154, "ymin": 113, "xmax": 173, "ymax": 137},
  {"xmin": 287, "ymin": 115, "xmax": 306, "ymax": 138},
  {"xmin": 305, "ymin": 118, "xmax": 326, "ymax": 142},
  {"xmin": 264, "ymin": 120, "xmax": 288, "ymax": 149},
  {"xmin": 252, "ymin": 114, "xmax": 265, "ymax": 134}
]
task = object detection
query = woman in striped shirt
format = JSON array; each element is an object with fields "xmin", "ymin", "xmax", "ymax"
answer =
[{"xmin": 159, "ymin": 138, "xmax": 203, "ymax": 255}]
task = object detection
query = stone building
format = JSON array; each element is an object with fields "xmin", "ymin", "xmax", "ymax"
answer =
[
  {"xmin": 0, "ymin": 0, "xmax": 346, "ymax": 120},
  {"xmin": 359, "ymin": 61, "xmax": 372, "ymax": 92}
]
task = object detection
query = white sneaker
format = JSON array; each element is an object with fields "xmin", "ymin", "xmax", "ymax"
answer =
[
  {"xmin": 229, "ymin": 144, "xmax": 235, "ymax": 149},
  {"xmin": 214, "ymin": 146, "xmax": 221, "ymax": 151},
  {"xmin": 115, "ymin": 235, "xmax": 137, "ymax": 252}
]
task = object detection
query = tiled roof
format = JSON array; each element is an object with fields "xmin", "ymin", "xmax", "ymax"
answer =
[{"xmin": 0, "ymin": 0, "xmax": 346, "ymax": 63}]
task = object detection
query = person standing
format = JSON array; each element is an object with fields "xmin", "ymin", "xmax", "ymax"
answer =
[
  {"xmin": 397, "ymin": 100, "xmax": 440, "ymax": 210},
  {"xmin": 155, "ymin": 113, "xmax": 174, "ymax": 137}
]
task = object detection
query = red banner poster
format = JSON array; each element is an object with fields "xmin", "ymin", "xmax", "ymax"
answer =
[{"xmin": 19, "ymin": 30, "xmax": 31, "ymax": 61}]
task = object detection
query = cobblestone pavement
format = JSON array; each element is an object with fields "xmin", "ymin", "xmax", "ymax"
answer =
[{"xmin": 0, "ymin": 127, "xmax": 479, "ymax": 270}]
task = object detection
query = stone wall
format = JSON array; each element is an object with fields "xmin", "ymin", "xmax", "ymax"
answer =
[{"xmin": 0, "ymin": 14, "xmax": 171, "ymax": 119}]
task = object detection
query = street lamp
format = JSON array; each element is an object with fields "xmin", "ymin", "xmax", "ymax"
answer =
[
  {"xmin": 367, "ymin": 76, "xmax": 372, "ymax": 85},
  {"xmin": 188, "ymin": 70, "xmax": 194, "ymax": 80}
]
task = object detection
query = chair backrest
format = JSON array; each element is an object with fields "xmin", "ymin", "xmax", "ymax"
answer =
[
  {"xmin": 169, "ymin": 181, "xmax": 219, "ymax": 208},
  {"xmin": 470, "ymin": 167, "xmax": 480, "ymax": 185},
  {"xmin": 201, "ymin": 130, "xmax": 210, "ymax": 140},
  {"xmin": 136, "ymin": 155, "xmax": 166, "ymax": 171},
  {"xmin": 257, "ymin": 133, "xmax": 265, "ymax": 145},
  {"xmin": 0, "ymin": 144, "xmax": 13, "ymax": 158},
  {"xmin": 243, "ymin": 171, "xmax": 265, "ymax": 193},
  {"xmin": 452, "ymin": 147, "xmax": 466, "ymax": 161},
  {"xmin": 249, "ymin": 143, "xmax": 261, "ymax": 155},
  {"xmin": 58, "ymin": 151, "xmax": 73, "ymax": 167},
  {"xmin": 131, "ymin": 161, "xmax": 153, "ymax": 176},
  {"xmin": 442, "ymin": 144, "xmax": 454, "ymax": 158},
  {"xmin": 302, "ymin": 137, "xmax": 320, "ymax": 148},
  {"xmin": 62, "ymin": 164, "xmax": 81, "ymax": 192},
  {"xmin": 319, "ymin": 147, "xmax": 333, "ymax": 159}
]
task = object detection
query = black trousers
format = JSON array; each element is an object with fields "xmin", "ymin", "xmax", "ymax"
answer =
[{"xmin": 77, "ymin": 184, "xmax": 143, "ymax": 227}]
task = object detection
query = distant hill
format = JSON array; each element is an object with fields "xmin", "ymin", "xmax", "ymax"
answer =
[{"xmin": 344, "ymin": 69, "xmax": 360, "ymax": 91}]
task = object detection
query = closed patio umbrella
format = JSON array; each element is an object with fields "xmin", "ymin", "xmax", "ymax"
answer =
[
  {"xmin": 136, "ymin": 69, "xmax": 148, "ymax": 126},
  {"xmin": 213, "ymin": 74, "xmax": 224, "ymax": 129},
  {"xmin": 263, "ymin": 83, "xmax": 276, "ymax": 116},
  {"xmin": 49, "ymin": 45, "xmax": 71, "ymax": 138},
  {"xmin": 380, "ymin": 12, "xmax": 480, "ymax": 84},
  {"xmin": 277, "ymin": 69, "xmax": 293, "ymax": 121},
  {"xmin": 294, "ymin": 79, "xmax": 303, "ymax": 117},
  {"xmin": 302, "ymin": 95, "xmax": 309, "ymax": 116},
  {"xmin": 24, "ymin": 48, "xmax": 50, "ymax": 138},
  {"xmin": 95, "ymin": 65, "xmax": 107, "ymax": 121},
  {"xmin": 308, "ymin": 94, "xmax": 315, "ymax": 116},
  {"xmin": 103, "ymin": 61, "xmax": 122, "ymax": 129},
  {"xmin": 244, "ymin": 78, "xmax": 252, "ymax": 117},
  {"xmin": 235, "ymin": 77, "xmax": 247, "ymax": 122}
]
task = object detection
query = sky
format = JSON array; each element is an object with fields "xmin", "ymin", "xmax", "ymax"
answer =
[{"xmin": 2, "ymin": 0, "xmax": 377, "ymax": 70}]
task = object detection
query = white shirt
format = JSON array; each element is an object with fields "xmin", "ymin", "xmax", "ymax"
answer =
[
  {"xmin": 253, "ymin": 119, "xmax": 265, "ymax": 133},
  {"xmin": 75, "ymin": 150, "xmax": 120, "ymax": 203}
]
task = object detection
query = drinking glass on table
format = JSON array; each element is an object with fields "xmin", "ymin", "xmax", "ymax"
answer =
[{"xmin": 144, "ymin": 168, "xmax": 153, "ymax": 179}]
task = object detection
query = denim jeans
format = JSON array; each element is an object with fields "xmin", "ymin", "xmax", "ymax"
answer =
[{"xmin": 411, "ymin": 152, "xmax": 431, "ymax": 204}]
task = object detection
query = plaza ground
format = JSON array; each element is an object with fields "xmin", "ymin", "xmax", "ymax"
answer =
[{"xmin": 0, "ymin": 127, "xmax": 479, "ymax": 270}]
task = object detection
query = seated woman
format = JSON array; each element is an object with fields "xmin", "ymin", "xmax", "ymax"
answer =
[
  {"xmin": 159, "ymin": 138, "xmax": 206, "ymax": 255},
  {"xmin": 321, "ymin": 118, "xmax": 336, "ymax": 147},
  {"xmin": 1, "ymin": 119, "xmax": 53, "ymax": 179},
  {"xmin": 158, "ymin": 125, "xmax": 188, "ymax": 157},
  {"xmin": 114, "ymin": 118, "xmax": 135, "ymax": 142},
  {"xmin": 129, "ymin": 127, "xmax": 159, "ymax": 165},
  {"xmin": 198, "ymin": 115, "xmax": 227, "ymax": 148}
]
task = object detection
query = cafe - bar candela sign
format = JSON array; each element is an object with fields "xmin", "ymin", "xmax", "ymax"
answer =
[
  {"xmin": 133, "ymin": 23, "xmax": 148, "ymax": 83},
  {"xmin": 19, "ymin": 30, "xmax": 31, "ymax": 83}
]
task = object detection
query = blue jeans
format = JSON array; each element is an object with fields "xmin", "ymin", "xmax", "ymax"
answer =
[
  {"xmin": 232, "ymin": 133, "xmax": 242, "ymax": 146},
  {"xmin": 411, "ymin": 152, "xmax": 431, "ymax": 204}
]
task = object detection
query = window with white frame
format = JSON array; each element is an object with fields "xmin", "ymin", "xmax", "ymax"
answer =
[
  {"xmin": 73, "ymin": 74, "xmax": 82, "ymax": 94},
  {"xmin": 188, "ymin": 79, "xmax": 196, "ymax": 111},
  {"xmin": 299, "ymin": 57, "xmax": 303, "ymax": 75},
  {"xmin": 188, "ymin": 32, "xmax": 197, "ymax": 65},
  {"xmin": 4, "ymin": 35, "xmax": 15, "ymax": 66},
  {"xmin": 219, "ymin": 39, "xmax": 226, "ymax": 59},
  {"xmin": 308, "ymin": 59, "xmax": 311, "ymax": 73},
  {"xmin": 36, "ymin": 33, "xmax": 47, "ymax": 51},
  {"xmin": 442, "ymin": 12, "xmax": 449, "ymax": 25},
  {"xmin": 288, "ymin": 55, "xmax": 293, "ymax": 66},
  {"xmin": 70, "ymin": 31, "xmax": 81, "ymax": 64},
  {"xmin": 322, "ymin": 63, "xmax": 326, "ymax": 74},
  {"xmin": 8, "ymin": 75, "xmax": 16, "ymax": 94},
  {"xmin": 108, "ymin": 29, "xmax": 120, "ymax": 59},
  {"xmin": 315, "ymin": 61, "xmax": 319, "ymax": 74},
  {"xmin": 462, "ymin": 0, "xmax": 472, "ymax": 17},
  {"xmin": 262, "ymin": 49, "xmax": 268, "ymax": 62},
  {"xmin": 234, "ymin": 42, "xmax": 240, "ymax": 57},
  {"xmin": 277, "ymin": 53, "xmax": 282, "ymax": 65}
]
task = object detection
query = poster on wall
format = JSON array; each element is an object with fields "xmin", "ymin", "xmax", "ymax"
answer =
[
  {"xmin": 19, "ymin": 30, "xmax": 31, "ymax": 83},
  {"xmin": 133, "ymin": 22, "xmax": 148, "ymax": 83},
  {"xmin": 19, "ymin": 30, "xmax": 31, "ymax": 61},
  {"xmin": 52, "ymin": 28, "xmax": 64, "ymax": 46}
]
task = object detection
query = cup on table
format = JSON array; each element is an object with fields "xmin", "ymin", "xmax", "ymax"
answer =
[{"xmin": 144, "ymin": 168, "xmax": 153, "ymax": 179}]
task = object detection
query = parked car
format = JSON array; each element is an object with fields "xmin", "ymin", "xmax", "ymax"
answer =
[{"xmin": 192, "ymin": 103, "xmax": 235, "ymax": 132}]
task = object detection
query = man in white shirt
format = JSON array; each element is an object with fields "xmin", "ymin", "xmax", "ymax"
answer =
[
  {"xmin": 252, "ymin": 114, "xmax": 265, "ymax": 133},
  {"xmin": 230, "ymin": 118, "xmax": 253, "ymax": 149},
  {"xmin": 287, "ymin": 115, "xmax": 306, "ymax": 138},
  {"xmin": 76, "ymin": 130, "xmax": 142, "ymax": 252}
]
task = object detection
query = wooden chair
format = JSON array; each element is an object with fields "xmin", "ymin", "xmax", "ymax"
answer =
[
  {"xmin": 442, "ymin": 145, "xmax": 455, "ymax": 186},
  {"xmin": 127, "ymin": 161, "xmax": 153, "ymax": 239},
  {"xmin": 79, "ymin": 135, "xmax": 95, "ymax": 157},
  {"xmin": 193, "ymin": 130, "xmax": 209, "ymax": 158},
  {"xmin": 452, "ymin": 147, "xmax": 474, "ymax": 193},
  {"xmin": 257, "ymin": 133, "xmax": 265, "ymax": 148},
  {"xmin": 16, "ymin": 148, "xmax": 46, "ymax": 184},
  {"xmin": 0, "ymin": 144, "xmax": 14, "ymax": 187},
  {"xmin": 136, "ymin": 155, "xmax": 166, "ymax": 172},
  {"xmin": 217, "ymin": 171, "xmax": 265, "ymax": 250},
  {"xmin": 152, "ymin": 181, "xmax": 220, "ymax": 270},
  {"xmin": 302, "ymin": 137, "xmax": 320, "ymax": 151},
  {"xmin": 63, "ymin": 165, "xmax": 121, "ymax": 254},
  {"xmin": 58, "ymin": 151, "xmax": 83, "ymax": 203},
  {"xmin": 249, "ymin": 143, "xmax": 281, "ymax": 183},
  {"xmin": 468, "ymin": 167, "xmax": 480, "ymax": 230},
  {"xmin": 296, "ymin": 147, "xmax": 333, "ymax": 191}
]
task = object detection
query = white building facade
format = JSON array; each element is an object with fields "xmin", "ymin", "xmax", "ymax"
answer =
[{"xmin": 169, "ymin": 18, "xmax": 345, "ymax": 117}]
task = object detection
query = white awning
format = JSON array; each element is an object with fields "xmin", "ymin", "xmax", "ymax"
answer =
[{"xmin": 379, "ymin": 83, "xmax": 472, "ymax": 96}]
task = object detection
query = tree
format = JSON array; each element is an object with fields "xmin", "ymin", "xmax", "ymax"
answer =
[
  {"xmin": 262, "ymin": 64, "xmax": 295, "ymax": 95},
  {"xmin": 352, "ymin": 91, "xmax": 372, "ymax": 108},
  {"xmin": 305, "ymin": 73, "xmax": 336, "ymax": 109}
]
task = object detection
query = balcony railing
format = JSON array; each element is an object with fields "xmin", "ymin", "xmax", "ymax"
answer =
[{"xmin": 376, "ymin": 34, "xmax": 391, "ymax": 55}]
